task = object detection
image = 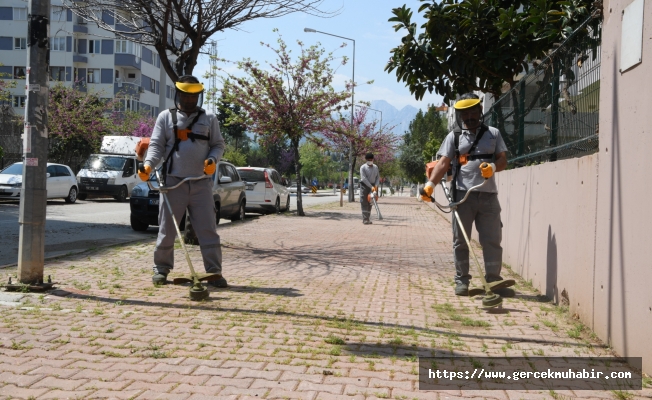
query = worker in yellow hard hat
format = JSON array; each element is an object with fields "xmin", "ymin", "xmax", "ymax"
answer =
[
  {"xmin": 421, "ymin": 93, "xmax": 510, "ymax": 297},
  {"xmin": 139, "ymin": 75, "xmax": 227, "ymax": 288}
]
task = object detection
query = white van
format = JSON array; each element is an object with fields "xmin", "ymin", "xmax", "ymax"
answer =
[{"xmin": 76, "ymin": 136, "xmax": 141, "ymax": 202}]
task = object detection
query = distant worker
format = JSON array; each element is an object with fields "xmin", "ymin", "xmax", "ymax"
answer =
[
  {"xmin": 359, "ymin": 152, "xmax": 380, "ymax": 225},
  {"xmin": 139, "ymin": 75, "xmax": 227, "ymax": 288},
  {"xmin": 421, "ymin": 93, "xmax": 512, "ymax": 297}
]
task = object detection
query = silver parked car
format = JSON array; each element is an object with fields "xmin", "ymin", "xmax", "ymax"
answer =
[
  {"xmin": 129, "ymin": 160, "xmax": 246, "ymax": 231},
  {"xmin": 0, "ymin": 162, "xmax": 79, "ymax": 203},
  {"xmin": 236, "ymin": 167, "xmax": 290, "ymax": 214}
]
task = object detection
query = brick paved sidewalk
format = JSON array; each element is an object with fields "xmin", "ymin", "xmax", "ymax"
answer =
[{"xmin": 0, "ymin": 198, "xmax": 649, "ymax": 400}]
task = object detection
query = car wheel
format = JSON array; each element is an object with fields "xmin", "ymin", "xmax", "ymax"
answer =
[
  {"xmin": 230, "ymin": 200, "xmax": 245, "ymax": 222},
  {"xmin": 285, "ymin": 196, "xmax": 290, "ymax": 212},
  {"xmin": 64, "ymin": 187, "xmax": 77, "ymax": 204},
  {"xmin": 77, "ymin": 193, "xmax": 87, "ymax": 201},
  {"xmin": 130, "ymin": 214, "xmax": 148, "ymax": 231},
  {"xmin": 215, "ymin": 203, "xmax": 221, "ymax": 225},
  {"xmin": 114, "ymin": 185, "xmax": 128, "ymax": 202},
  {"xmin": 274, "ymin": 197, "xmax": 281, "ymax": 214}
]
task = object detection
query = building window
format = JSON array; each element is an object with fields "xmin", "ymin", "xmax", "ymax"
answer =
[
  {"xmin": 115, "ymin": 40, "xmax": 140, "ymax": 57},
  {"xmin": 154, "ymin": 54, "xmax": 160, "ymax": 68},
  {"xmin": 50, "ymin": 66, "xmax": 65, "ymax": 81},
  {"xmin": 13, "ymin": 66, "xmax": 26, "ymax": 79},
  {"xmin": 51, "ymin": 6, "xmax": 65, "ymax": 22},
  {"xmin": 127, "ymin": 73, "xmax": 136, "ymax": 79},
  {"xmin": 13, "ymin": 95, "xmax": 26, "ymax": 108},
  {"xmin": 13, "ymin": 8, "xmax": 27, "ymax": 21},
  {"xmin": 87, "ymin": 69, "xmax": 100, "ymax": 83},
  {"xmin": 150, "ymin": 79, "xmax": 155, "ymax": 92},
  {"xmin": 115, "ymin": 40, "xmax": 126, "ymax": 53},
  {"xmin": 88, "ymin": 40, "xmax": 101, "ymax": 54},
  {"xmin": 51, "ymin": 37, "xmax": 66, "ymax": 52},
  {"xmin": 14, "ymin": 38, "xmax": 26, "ymax": 50}
]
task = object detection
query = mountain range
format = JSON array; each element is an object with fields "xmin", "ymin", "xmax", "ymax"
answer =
[{"xmin": 367, "ymin": 100, "xmax": 420, "ymax": 137}]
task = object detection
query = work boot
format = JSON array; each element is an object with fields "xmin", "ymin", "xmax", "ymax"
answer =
[
  {"xmin": 455, "ymin": 282, "xmax": 469, "ymax": 296},
  {"xmin": 152, "ymin": 273, "xmax": 168, "ymax": 285},
  {"xmin": 207, "ymin": 275, "xmax": 228, "ymax": 288},
  {"xmin": 493, "ymin": 287, "xmax": 516, "ymax": 298},
  {"xmin": 362, "ymin": 219, "xmax": 370, "ymax": 225}
]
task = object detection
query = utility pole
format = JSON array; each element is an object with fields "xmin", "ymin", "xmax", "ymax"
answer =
[{"xmin": 17, "ymin": 0, "xmax": 50, "ymax": 285}]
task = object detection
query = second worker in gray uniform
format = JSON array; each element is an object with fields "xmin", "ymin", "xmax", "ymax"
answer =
[
  {"xmin": 359, "ymin": 153, "xmax": 380, "ymax": 225},
  {"xmin": 139, "ymin": 75, "xmax": 227, "ymax": 287}
]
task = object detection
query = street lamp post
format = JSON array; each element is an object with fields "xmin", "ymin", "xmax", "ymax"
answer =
[
  {"xmin": 304, "ymin": 27, "xmax": 356, "ymax": 202},
  {"xmin": 357, "ymin": 104, "xmax": 382, "ymax": 133}
]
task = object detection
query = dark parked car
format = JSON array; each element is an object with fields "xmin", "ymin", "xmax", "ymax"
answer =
[{"xmin": 129, "ymin": 160, "xmax": 246, "ymax": 231}]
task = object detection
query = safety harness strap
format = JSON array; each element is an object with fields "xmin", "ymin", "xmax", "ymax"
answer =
[
  {"xmin": 164, "ymin": 108, "xmax": 207, "ymax": 173},
  {"xmin": 451, "ymin": 124, "xmax": 490, "ymax": 200}
]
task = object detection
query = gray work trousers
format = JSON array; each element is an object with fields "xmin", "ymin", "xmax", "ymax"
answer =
[
  {"xmin": 153, "ymin": 176, "xmax": 222, "ymax": 275},
  {"xmin": 452, "ymin": 190, "xmax": 503, "ymax": 285},
  {"xmin": 360, "ymin": 185, "xmax": 372, "ymax": 221}
]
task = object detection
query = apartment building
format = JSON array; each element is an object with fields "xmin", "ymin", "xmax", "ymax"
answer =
[{"xmin": 0, "ymin": 0, "xmax": 177, "ymax": 116}]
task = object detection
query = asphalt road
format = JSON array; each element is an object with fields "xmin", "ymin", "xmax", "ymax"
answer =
[{"xmin": 0, "ymin": 191, "xmax": 342, "ymax": 267}]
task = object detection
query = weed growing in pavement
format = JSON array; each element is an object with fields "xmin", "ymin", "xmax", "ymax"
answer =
[
  {"xmin": 324, "ymin": 334, "xmax": 345, "ymax": 345},
  {"xmin": 542, "ymin": 320, "xmax": 559, "ymax": 332}
]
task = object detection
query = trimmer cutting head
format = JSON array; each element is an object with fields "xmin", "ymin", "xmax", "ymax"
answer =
[
  {"xmin": 189, "ymin": 284, "xmax": 209, "ymax": 301},
  {"xmin": 482, "ymin": 293, "xmax": 503, "ymax": 308}
]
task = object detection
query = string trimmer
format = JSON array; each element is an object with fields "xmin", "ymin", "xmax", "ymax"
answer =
[{"xmin": 420, "ymin": 176, "xmax": 514, "ymax": 308}]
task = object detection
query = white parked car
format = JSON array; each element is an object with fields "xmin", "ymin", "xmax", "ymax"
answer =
[
  {"xmin": 0, "ymin": 162, "xmax": 79, "ymax": 203},
  {"xmin": 287, "ymin": 184, "xmax": 311, "ymax": 194},
  {"xmin": 236, "ymin": 167, "xmax": 290, "ymax": 214}
]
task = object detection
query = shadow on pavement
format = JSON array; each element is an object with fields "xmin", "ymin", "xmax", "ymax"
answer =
[{"xmin": 46, "ymin": 289, "xmax": 601, "ymax": 350}]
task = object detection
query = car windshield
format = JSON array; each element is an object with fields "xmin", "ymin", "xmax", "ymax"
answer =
[
  {"xmin": 237, "ymin": 169, "xmax": 265, "ymax": 182},
  {"xmin": 0, "ymin": 164, "xmax": 24, "ymax": 175},
  {"xmin": 82, "ymin": 155, "xmax": 127, "ymax": 171}
]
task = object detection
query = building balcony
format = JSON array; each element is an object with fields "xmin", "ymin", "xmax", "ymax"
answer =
[
  {"xmin": 73, "ymin": 54, "xmax": 88, "ymax": 63},
  {"xmin": 115, "ymin": 54, "xmax": 141, "ymax": 70},
  {"xmin": 73, "ymin": 24, "xmax": 88, "ymax": 34},
  {"xmin": 114, "ymin": 81, "xmax": 142, "ymax": 98}
]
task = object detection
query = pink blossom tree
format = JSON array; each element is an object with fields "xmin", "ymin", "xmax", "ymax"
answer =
[
  {"xmin": 318, "ymin": 106, "xmax": 400, "ymax": 196},
  {"xmin": 110, "ymin": 110, "xmax": 156, "ymax": 137},
  {"xmin": 48, "ymin": 84, "xmax": 115, "ymax": 167},
  {"xmin": 222, "ymin": 33, "xmax": 350, "ymax": 216}
]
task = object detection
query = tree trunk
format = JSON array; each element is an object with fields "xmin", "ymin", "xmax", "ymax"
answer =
[
  {"xmin": 348, "ymin": 153, "xmax": 356, "ymax": 203},
  {"xmin": 293, "ymin": 138, "xmax": 305, "ymax": 216}
]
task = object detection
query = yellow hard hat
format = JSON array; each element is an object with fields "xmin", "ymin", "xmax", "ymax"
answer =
[
  {"xmin": 175, "ymin": 82, "xmax": 204, "ymax": 94},
  {"xmin": 453, "ymin": 98, "xmax": 481, "ymax": 110}
]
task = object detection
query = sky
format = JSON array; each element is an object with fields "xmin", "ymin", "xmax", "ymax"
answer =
[{"xmin": 192, "ymin": 0, "xmax": 444, "ymax": 112}]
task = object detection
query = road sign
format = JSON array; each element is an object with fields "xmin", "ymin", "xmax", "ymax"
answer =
[
  {"xmin": 312, "ymin": 179, "xmax": 318, "ymax": 186},
  {"xmin": 311, "ymin": 186, "xmax": 317, "ymax": 193}
]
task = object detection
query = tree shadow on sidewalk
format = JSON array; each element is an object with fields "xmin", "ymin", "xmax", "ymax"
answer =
[{"xmin": 46, "ymin": 289, "xmax": 602, "ymax": 351}]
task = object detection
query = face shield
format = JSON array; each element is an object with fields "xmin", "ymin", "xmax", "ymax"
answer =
[
  {"xmin": 454, "ymin": 98, "xmax": 484, "ymax": 131},
  {"xmin": 174, "ymin": 81, "xmax": 204, "ymax": 113}
]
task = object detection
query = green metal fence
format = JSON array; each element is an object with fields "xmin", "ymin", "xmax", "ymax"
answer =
[{"xmin": 486, "ymin": 17, "xmax": 601, "ymax": 167}]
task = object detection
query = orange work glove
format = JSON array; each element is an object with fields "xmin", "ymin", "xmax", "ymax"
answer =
[
  {"xmin": 138, "ymin": 164, "xmax": 151, "ymax": 181},
  {"xmin": 480, "ymin": 162, "xmax": 496, "ymax": 179},
  {"xmin": 420, "ymin": 181, "xmax": 435, "ymax": 202},
  {"xmin": 373, "ymin": 186, "xmax": 378, "ymax": 192},
  {"xmin": 204, "ymin": 158, "xmax": 216, "ymax": 175}
]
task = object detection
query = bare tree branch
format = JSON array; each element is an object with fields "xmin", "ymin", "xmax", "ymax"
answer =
[{"xmin": 63, "ymin": 0, "xmax": 340, "ymax": 82}]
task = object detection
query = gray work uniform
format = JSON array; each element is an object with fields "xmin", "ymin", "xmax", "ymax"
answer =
[
  {"xmin": 436, "ymin": 125, "xmax": 507, "ymax": 285},
  {"xmin": 145, "ymin": 107, "xmax": 225, "ymax": 276},
  {"xmin": 359, "ymin": 163, "xmax": 380, "ymax": 221}
]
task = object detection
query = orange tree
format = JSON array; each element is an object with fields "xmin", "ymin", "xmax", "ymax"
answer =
[{"xmin": 222, "ymin": 34, "xmax": 349, "ymax": 216}]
